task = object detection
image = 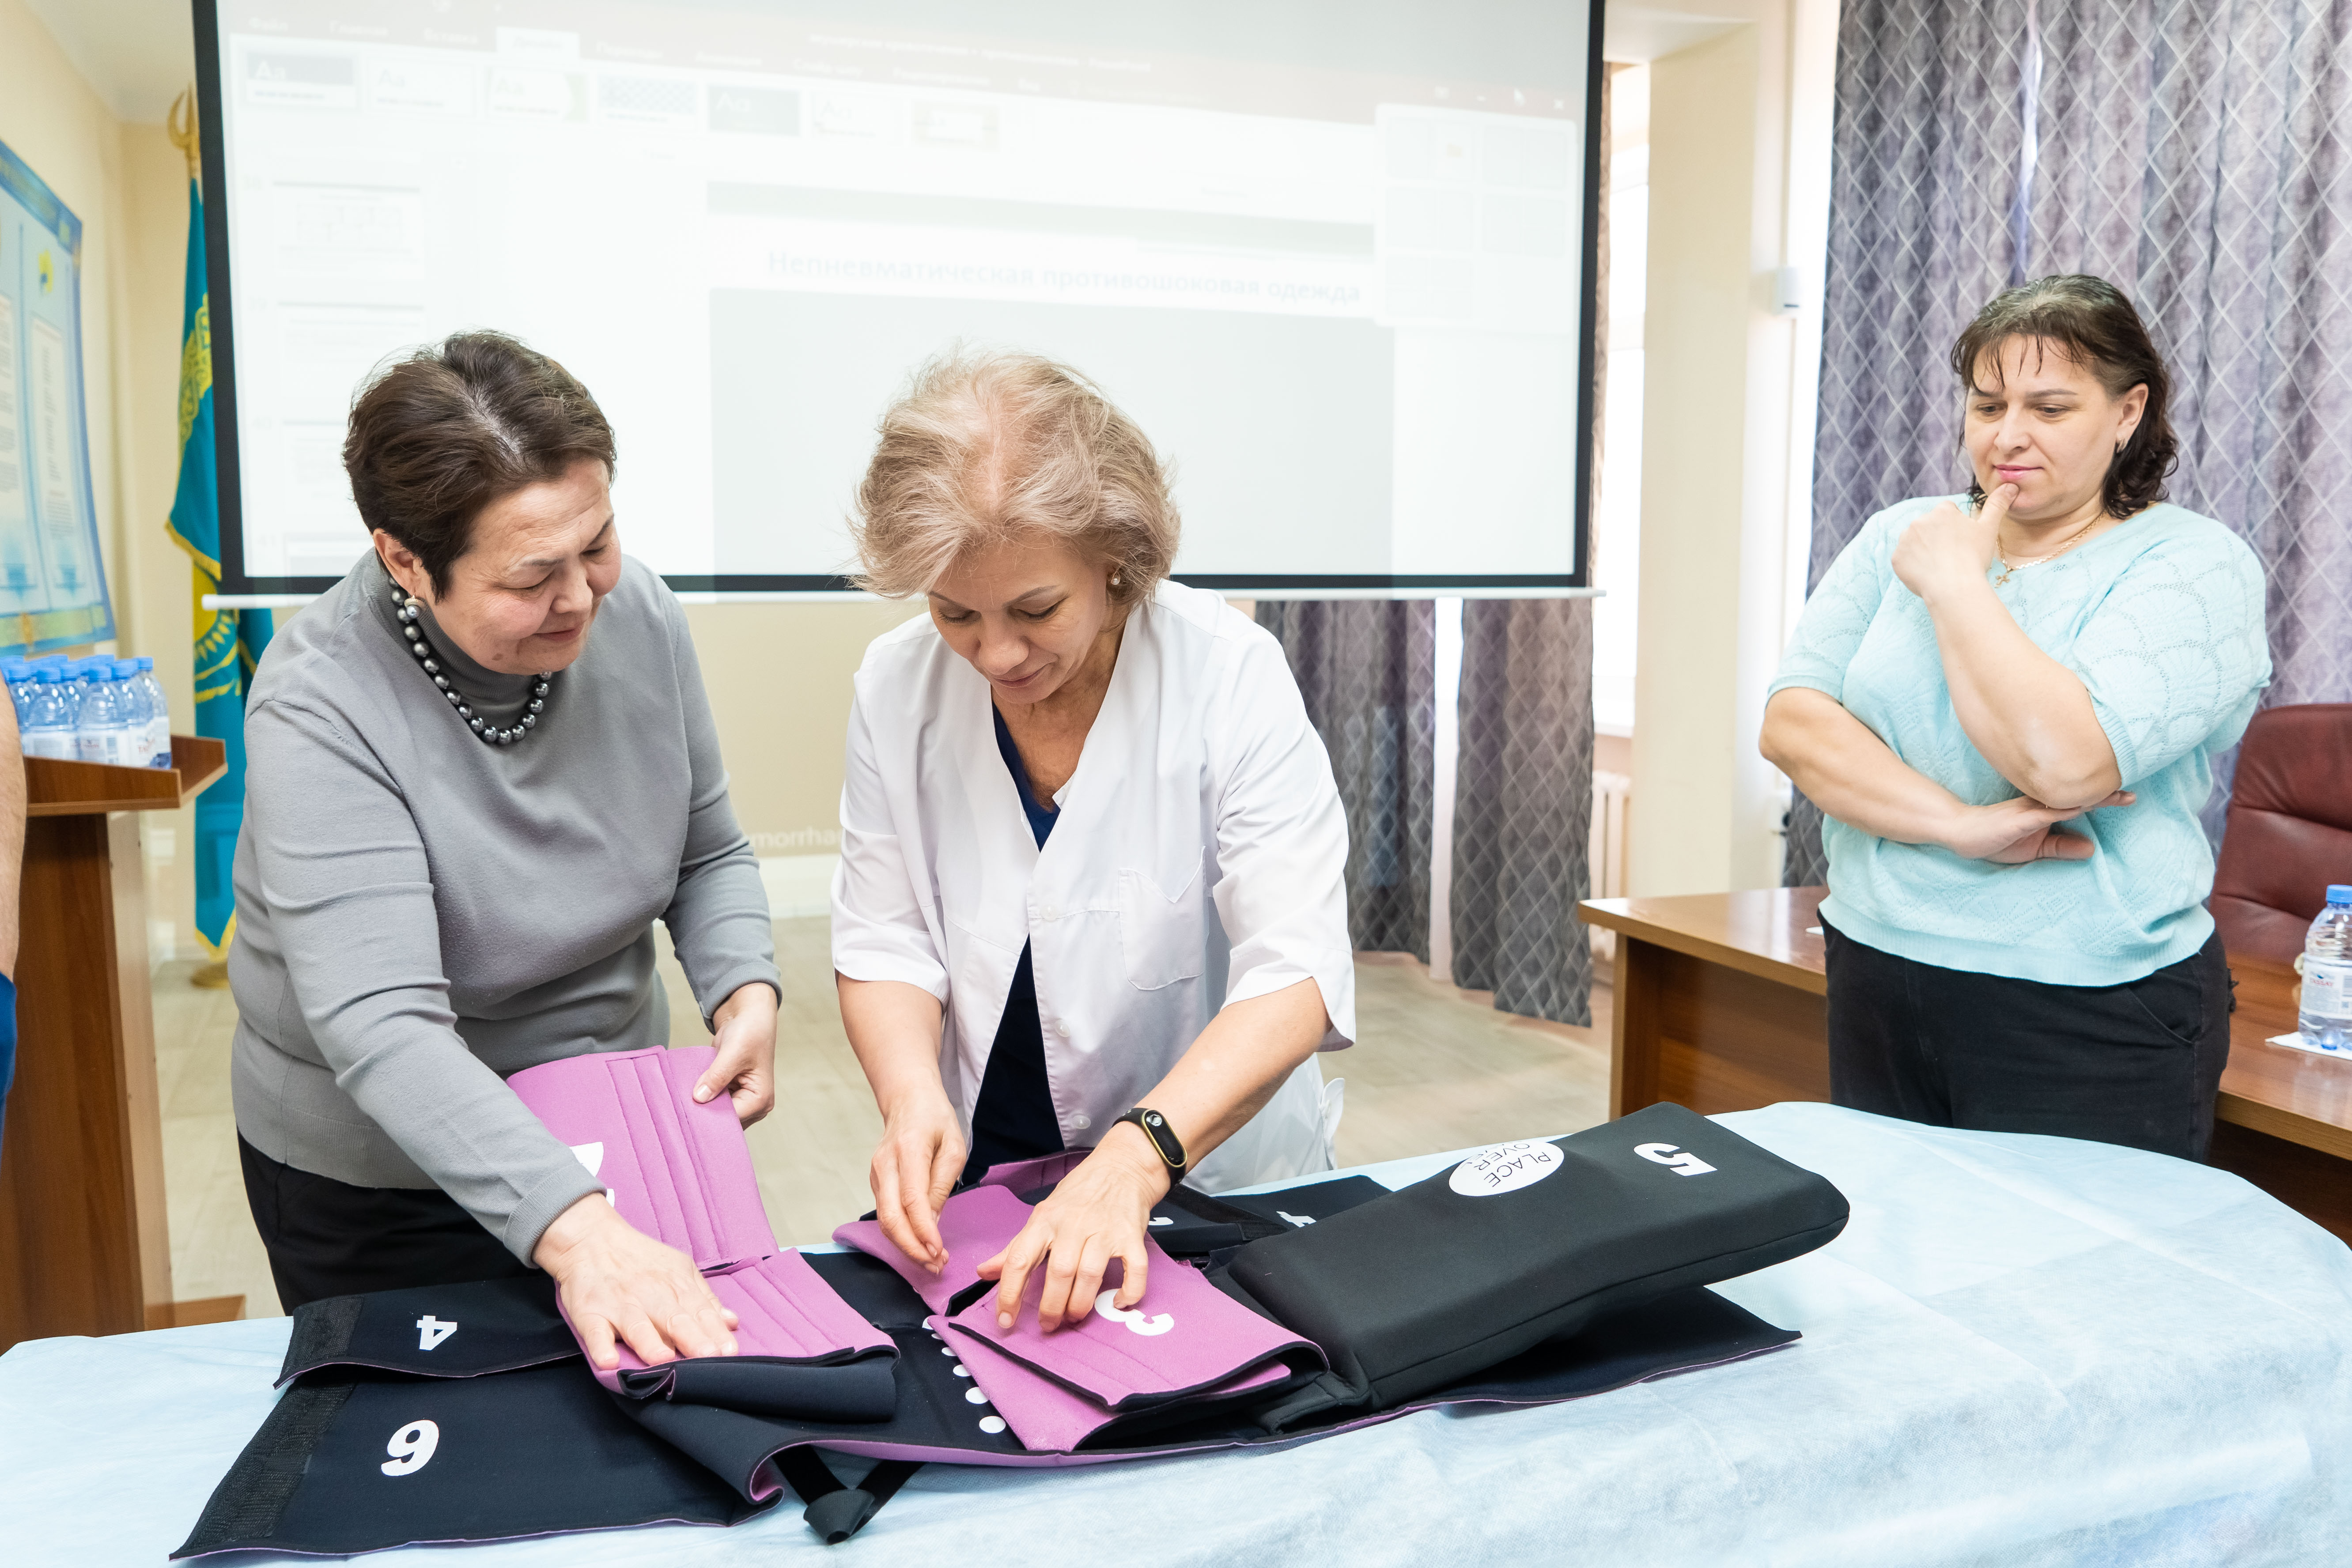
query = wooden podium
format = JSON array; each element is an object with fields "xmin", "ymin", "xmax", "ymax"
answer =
[{"xmin": 0, "ymin": 737, "xmax": 236, "ymax": 1349}]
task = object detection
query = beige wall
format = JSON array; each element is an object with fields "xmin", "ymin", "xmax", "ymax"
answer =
[
  {"xmin": 684, "ymin": 599, "xmax": 916, "ymax": 854},
  {"xmin": 1618, "ymin": 0, "xmax": 1837, "ymax": 897}
]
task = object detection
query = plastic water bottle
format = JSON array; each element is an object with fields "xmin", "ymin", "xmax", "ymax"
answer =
[
  {"xmin": 73, "ymin": 663, "xmax": 137, "ymax": 767},
  {"xmin": 3, "ymin": 660, "xmax": 30, "ymax": 736},
  {"xmin": 2299, "ymin": 886, "xmax": 2352, "ymax": 1052},
  {"xmin": 20, "ymin": 667, "xmax": 79, "ymax": 759},
  {"xmin": 130, "ymin": 655, "xmax": 171, "ymax": 767}
]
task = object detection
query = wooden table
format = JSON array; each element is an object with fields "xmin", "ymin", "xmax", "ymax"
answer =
[
  {"xmin": 0, "ymin": 737, "xmax": 242, "ymax": 1349},
  {"xmin": 1582, "ymin": 887, "xmax": 2352, "ymax": 1244}
]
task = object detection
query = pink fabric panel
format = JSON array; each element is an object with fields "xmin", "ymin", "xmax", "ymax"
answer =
[
  {"xmin": 832, "ymin": 1182, "xmax": 1033, "ymax": 1315},
  {"xmin": 712, "ymin": 1251, "xmax": 894, "ymax": 1361},
  {"xmin": 945, "ymin": 1247, "xmax": 1316, "ymax": 1409},
  {"xmin": 941, "ymin": 1322, "xmax": 1295, "ymax": 1453},
  {"xmin": 508, "ymin": 1045, "xmax": 777, "ymax": 1270}
]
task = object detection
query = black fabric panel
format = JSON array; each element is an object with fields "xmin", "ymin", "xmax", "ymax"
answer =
[
  {"xmin": 1222, "ymin": 1104, "xmax": 1848, "ymax": 1417},
  {"xmin": 632, "ymin": 1349, "xmax": 902, "ymax": 1421},
  {"xmin": 631, "ymin": 1281, "xmax": 1796, "ymax": 1485},
  {"xmin": 276, "ymin": 1272, "xmax": 574, "ymax": 1386},
  {"xmin": 1217, "ymin": 1175, "xmax": 1390, "ymax": 1228},
  {"xmin": 631, "ymin": 1321, "xmax": 1030, "ymax": 1498},
  {"xmin": 1141, "ymin": 1175, "xmax": 1390, "ymax": 1257},
  {"xmin": 177, "ymin": 1378, "xmax": 355, "ymax": 1553},
  {"xmin": 175, "ymin": 1365, "xmax": 765, "ymax": 1559}
]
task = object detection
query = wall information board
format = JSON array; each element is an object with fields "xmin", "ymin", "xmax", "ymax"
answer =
[{"xmin": 0, "ymin": 137, "xmax": 112, "ymax": 653}]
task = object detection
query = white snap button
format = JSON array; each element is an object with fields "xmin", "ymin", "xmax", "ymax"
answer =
[
  {"xmin": 940, "ymin": 1345, "xmax": 955, "ymax": 1356},
  {"xmin": 1041, "ymin": 903, "xmax": 1059, "ymax": 922},
  {"xmin": 979, "ymin": 1416, "xmax": 1008, "ymax": 1435},
  {"xmin": 1072, "ymin": 1113, "xmax": 1092, "ymax": 1131},
  {"xmin": 952, "ymin": 1364, "xmax": 970, "ymax": 1378},
  {"xmin": 965, "ymin": 1387, "xmax": 990, "ymax": 1406}
]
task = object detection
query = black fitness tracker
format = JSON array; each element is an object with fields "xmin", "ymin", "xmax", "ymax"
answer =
[{"xmin": 1115, "ymin": 1107, "xmax": 1189, "ymax": 1179}]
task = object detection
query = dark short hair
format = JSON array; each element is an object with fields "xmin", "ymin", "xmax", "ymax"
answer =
[
  {"xmin": 344, "ymin": 331, "xmax": 615, "ymax": 594},
  {"xmin": 1950, "ymin": 275, "xmax": 2177, "ymax": 518}
]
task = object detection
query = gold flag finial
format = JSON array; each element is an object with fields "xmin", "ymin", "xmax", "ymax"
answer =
[{"xmin": 167, "ymin": 87, "xmax": 200, "ymax": 181}]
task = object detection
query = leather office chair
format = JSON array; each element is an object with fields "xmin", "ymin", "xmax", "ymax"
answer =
[{"xmin": 2211, "ymin": 704, "xmax": 2352, "ymax": 964}]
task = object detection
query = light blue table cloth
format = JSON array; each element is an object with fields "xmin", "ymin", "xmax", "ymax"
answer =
[{"xmin": 7, "ymin": 1103, "xmax": 2350, "ymax": 1567}]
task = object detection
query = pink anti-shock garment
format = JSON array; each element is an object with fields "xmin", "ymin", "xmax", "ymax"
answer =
[
  {"xmin": 835, "ymin": 1183, "xmax": 1323, "ymax": 1451},
  {"xmin": 509, "ymin": 1046, "xmax": 897, "ymax": 1419}
]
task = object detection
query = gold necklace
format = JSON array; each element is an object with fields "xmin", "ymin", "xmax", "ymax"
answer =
[{"xmin": 1994, "ymin": 514, "xmax": 2104, "ymax": 586}]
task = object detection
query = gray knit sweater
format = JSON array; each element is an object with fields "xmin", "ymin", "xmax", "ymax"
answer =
[{"xmin": 228, "ymin": 552, "xmax": 779, "ymax": 1261}]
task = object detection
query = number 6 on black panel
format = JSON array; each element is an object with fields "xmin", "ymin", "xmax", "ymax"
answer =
[{"xmin": 381, "ymin": 1419, "xmax": 440, "ymax": 1477}]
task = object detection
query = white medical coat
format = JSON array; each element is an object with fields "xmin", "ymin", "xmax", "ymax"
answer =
[{"xmin": 831, "ymin": 582, "xmax": 1355, "ymax": 1191}]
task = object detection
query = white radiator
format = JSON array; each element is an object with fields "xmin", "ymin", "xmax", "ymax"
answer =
[{"xmin": 1589, "ymin": 770, "xmax": 1632, "ymax": 964}]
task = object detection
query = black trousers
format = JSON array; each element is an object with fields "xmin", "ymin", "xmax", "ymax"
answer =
[
  {"xmin": 1822, "ymin": 922, "xmax": 2232, "ymax": 1161},
  {"xmin": 239, "ymin": 1136, "xmax": 531, "ymax": 1313}
]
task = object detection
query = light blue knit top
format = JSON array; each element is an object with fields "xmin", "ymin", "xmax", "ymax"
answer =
[{"xmin": 1770, "ymin": 497, "xmax": 2270, "ymax": 985}]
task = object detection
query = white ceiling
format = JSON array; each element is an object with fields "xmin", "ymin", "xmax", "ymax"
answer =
[
  {"xmin": 25, "ymin": 0, "xmax": 198, "ymax": 125},
  {"xmin": 1602, "ymin": 4, "xmax": 1751, "ymax": 64}
]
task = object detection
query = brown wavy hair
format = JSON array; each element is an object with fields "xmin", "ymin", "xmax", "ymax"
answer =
[
  {"xmin": 1951, "ymin": 274, "xmax": 2178, "ymax": 518},
  {"xmin": 850, "ymin": 348, "xmax": 1178, "ymax": 609}
]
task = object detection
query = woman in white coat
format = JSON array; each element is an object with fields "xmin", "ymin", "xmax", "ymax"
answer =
[{"xmin": 833, "ymin": 349, "xmax": 1354, "ymax": 1336}]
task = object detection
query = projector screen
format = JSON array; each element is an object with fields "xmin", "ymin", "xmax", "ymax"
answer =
[{"xmin": 196, "ymin": 0, "xmax": 1600, "ymax": 596}]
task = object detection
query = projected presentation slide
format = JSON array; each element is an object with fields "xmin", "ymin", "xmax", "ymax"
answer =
[{"xmin": 206, "ymin": 1, "xmax": 1592, "ymax": 590}]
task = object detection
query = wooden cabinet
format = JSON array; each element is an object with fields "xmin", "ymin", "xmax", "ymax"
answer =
[{"xmin": 1584, "ymin": 888, "xmax": 2352, "ymax": 1247}]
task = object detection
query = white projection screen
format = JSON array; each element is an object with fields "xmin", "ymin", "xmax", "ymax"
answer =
[{"xmin": 196, "ymin": 0, "xmax": 1601, "ymax": 596}]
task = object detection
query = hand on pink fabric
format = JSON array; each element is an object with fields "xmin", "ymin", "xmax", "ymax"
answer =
[
  {"xmin": 976, "ymin": 1124, "xmax": 1171, "ymax": 1333},
  {"xmin": 868, "ymin": 1090, "xmax": 966, "ymax": 1276},
  {"xmin": 693, "ymin": 981, "xmax": 779, "ymax": 1125},
  {"xmin": 533, "ymin": 1192, "xmax": 740, "ymax": 1370}
]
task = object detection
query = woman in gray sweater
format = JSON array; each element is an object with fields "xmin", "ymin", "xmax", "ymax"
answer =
[{"xmin": 230, "ymin": 332, "xmax": 779, "ymax": 1375}]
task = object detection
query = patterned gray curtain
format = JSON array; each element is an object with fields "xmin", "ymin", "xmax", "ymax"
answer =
[
  {"xmin": 1450, "ymin": 599, "xmax": 1596, "ymax": 1026},
  {"xmin": 1254, "ymin": 601, "xmax": 1437, "ymax": 958},
  {"xmin": 1438, "ymin": 65, "xmax": 1606, "ymax": 1026},
  {"xmin": 2027, "ymin": 0, "xmax": 2352, "ymax": 839},
  {"xmin": 1785, "ymin": 0, "xmax": 2038, "ymax": 888}
]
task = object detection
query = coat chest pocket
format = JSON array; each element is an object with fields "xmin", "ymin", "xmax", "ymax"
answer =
[{"xmin": 1118, "ymin": 861, "xmax": 1207, "ymax": 991}]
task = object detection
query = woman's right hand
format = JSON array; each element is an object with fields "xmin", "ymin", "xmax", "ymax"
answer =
[
  {"xmin": 1943, "ymin": 790, "xmax": 2136, "ymax": 862},
  {"xmin": 533, "ymin": 1193, "xmax": 738, "ymax": 1371},
  {"xmin": 870, "ymin": 1090, "xmax": 966, "ymax": 1275}
]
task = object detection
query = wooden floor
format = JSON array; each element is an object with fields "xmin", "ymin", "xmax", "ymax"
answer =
[{"xmin": 155, "ymin": 924, "xmax": 1613, "ymax": 1317}]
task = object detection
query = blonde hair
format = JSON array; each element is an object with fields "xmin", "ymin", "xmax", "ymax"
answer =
[{"xmin": 850, "ymin": 348, "xmax": 1179, "ymax": 608}]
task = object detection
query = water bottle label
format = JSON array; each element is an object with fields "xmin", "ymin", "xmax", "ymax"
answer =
[
  {"xmin": 23, "ymin": 731, "xmax": 77, "ymax": 761},
  {"xmin": 2304, "ymin": 963, "xmax": 2352, "ymax": 1022}
]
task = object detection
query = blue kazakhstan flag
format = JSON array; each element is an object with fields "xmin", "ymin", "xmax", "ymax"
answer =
[{"xmin": 165, "ymin": 94, "xmax": 272, "ymax": 955}]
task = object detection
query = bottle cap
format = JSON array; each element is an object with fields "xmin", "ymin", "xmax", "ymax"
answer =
[
  {"xmin": 2330, "ymin": 885, "xmax": 2352, "ymax": 905},
  {"xmin": 134, "ymin": 655, "xmax": 154, "ymax": 671}
]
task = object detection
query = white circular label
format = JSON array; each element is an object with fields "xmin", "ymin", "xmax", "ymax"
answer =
[{"xmin": 1448, "ymin": 1140, "xmax": 1563, "ymax": 1197}]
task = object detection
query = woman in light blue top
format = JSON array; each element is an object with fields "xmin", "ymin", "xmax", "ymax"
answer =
[{"xmin": 1762, "ymin": 275, "xmax": 2269, "ymax": 1160}]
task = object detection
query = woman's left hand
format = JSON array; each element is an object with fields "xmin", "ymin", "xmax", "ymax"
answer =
[
  {"xmin": 1892, "ymin": 484, "xmax": 2013, "ymax": 606},
  {"xmin": 695, "ymin": 982, "xmax": 779, "ymax": 1126},
  {"xmin": 976, "ymin": 1126, "xmax": 1171, "ymax": 1332}
]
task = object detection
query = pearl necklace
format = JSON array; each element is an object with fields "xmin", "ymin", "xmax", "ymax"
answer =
[{"xmin": 390, "ymin": 588, "xmax": 551, "ymax": 746}]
